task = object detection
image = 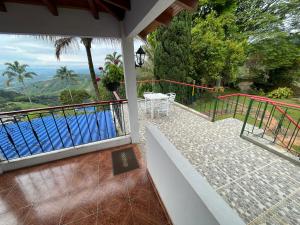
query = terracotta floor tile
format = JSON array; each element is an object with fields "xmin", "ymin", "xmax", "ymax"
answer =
[
  {"xmin": 60, "ymin": 187, "xmax": 100, "ymax": 225},
  {"xmin": 0, "ymin": 173, "xmax": 17, "ymax": 192},
  {"xmin": 0, "ymin": 205, "xmax": 32, "ymax": 225},
  {"xmin": 23, "ymin": 195, "xmax": 69, "ymax": 225},
  {"xmin": 0, "ymin": 145, "xmax": 172, "ymax": 225},
  {"xmin": 63, "ymin": 214, "xmax": 97, "ymax": 225},
  {"xmin": 98, "ymin": 200, "xmax": 133, "ymax": 225},
  {"xmin": 0, "ymin": 184, "xmax": 32, "ymax": 214}
]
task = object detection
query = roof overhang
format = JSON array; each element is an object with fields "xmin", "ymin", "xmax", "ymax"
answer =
[{"xmin": 0, "ymin": 0, "xmax": 197, "ymax": 38}]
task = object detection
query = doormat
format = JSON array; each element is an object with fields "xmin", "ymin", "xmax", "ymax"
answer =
[{"xmin": 112, "ymin": 148, "xmax": 139, "ymax": 175}]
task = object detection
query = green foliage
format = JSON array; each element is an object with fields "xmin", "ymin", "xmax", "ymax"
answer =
[
  {"xmin": 247, "ymin": 34, "xmax": 300, "ymax": 91},
  {"xmin": 104, "ymin": 52, "xmax": 123, "ymax": 70},
  {"xmin": 2, "ymin": 61, "xmax": 37, "ymax": 87},
  {"xmin": 267, "ymin": 87, "xmax": 294, "ymax": 99},
  {"xmin": 101, "ymin": 64, "xmax": 123, "ymax": 88},
  {"xmin": 191, "ymin": 10, "xmax": 246, "ymax": 86},
  {"xmin": 137, "ymin": 83, "xmax": 153, "ymax": 97},
  {"xmin": 59, "ymin": 89, "xmax": 90, "ymax": 105},
  {"xmin": 54, "ymin": 66, "xmax": 78, "ymax": 83},
  {"xmin": 154, "ymin": 10, "xmax": 192, "ymax": 82}
]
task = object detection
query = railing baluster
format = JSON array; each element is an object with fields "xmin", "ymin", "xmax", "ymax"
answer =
[
  {"xmin": 102, "ymin": 105, "xmax": 110, "ymax": 139},
  {"xmin": 26, "ymin": 114, "xmax": 44, "ymax": 152},
  {"xmin": 73, "ymin": 108, "xmax": 84, "ymax": 144},
  {"xmin": 287, "ymin": 118, "xmax": 300, "ymax": 150},
  {"xmin": 273, "ymin": 108, "xmax": 288, "ymax": 143},
  {"xmin": 282, "ymin": 120, "xmax": 292, "ymax": 144},
  {"xmin": 0, "ymin": 118, "xmax": 21, "ymax": 158},
  {"xmin": 13, "ymin": 115, "xmax": 33, "ymax": 155},
  {"xmin": 83, "ymin": 107, "xmax": 93, "ymax": 142},
  {"xmin": 121, "ymin": 103, "xmax": 126, "ymax": 135},
  {"xmin": 39, "ymin": 113, "xmax": 55, "ymax": 151},
  {"xmin": 50, "ymin": 111, "xmax": 65, "ymax": 148},
  {"xmin": 110, "ymin": 103, "xmax": 118, "ymax": 136},
  {"xmin": 251, "ymin": 101, "xmax": 262, "ymax": 134},
  {"xmin": 62, "ymin": 109, "xmax": 75, "ymax": 147},
  {"xmin": 262, "ymin": 105, "xmax": 275, "ymax": 138},
  {"xmin": 93, "ymin": 106, "xmax": 102, "ymax": 140},
  {"xmin": 0, "ymin": 144, "xmax": 8, "ymax": 161}
]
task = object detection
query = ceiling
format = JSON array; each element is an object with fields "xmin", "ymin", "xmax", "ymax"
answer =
[{"xmin": 0, "ymin": 0, "xmax": 197, "ymax": 37}]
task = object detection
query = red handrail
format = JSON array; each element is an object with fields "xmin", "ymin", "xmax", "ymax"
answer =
[
  {"xmin": 0, "ymin": 99, "xmax": 128, "ymax": 116},
  {"xmin": 218, "ymin": 93, "xmax": 300, "ymax": 110},
  {"xmin": 121, "ymin": 79, "xmax": 214, "ymax": 90}
]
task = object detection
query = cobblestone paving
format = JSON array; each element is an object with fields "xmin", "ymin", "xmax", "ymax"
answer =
[{"xmin": 124, "ymin": 101, "xmax": 300, "ymax": 225}]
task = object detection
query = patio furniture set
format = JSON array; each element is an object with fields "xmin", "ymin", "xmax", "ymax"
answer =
[{"xmin": 143, "ymin": 92, "xmax": 176, "ymax": 119}]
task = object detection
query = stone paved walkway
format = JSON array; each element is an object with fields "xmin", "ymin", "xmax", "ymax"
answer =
[{"xmin": 127, "ymin": 101, "xmax": 300, "ymax": 225}]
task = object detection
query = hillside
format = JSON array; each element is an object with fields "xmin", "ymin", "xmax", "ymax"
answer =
[{"xmin": 18, "ymin": 74, "xmax": 93, "ymax": 96}]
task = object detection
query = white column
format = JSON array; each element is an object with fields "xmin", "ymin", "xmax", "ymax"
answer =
[{"xmin": 121, "ymin": 33, "xmax": 140, "ymax": 143}]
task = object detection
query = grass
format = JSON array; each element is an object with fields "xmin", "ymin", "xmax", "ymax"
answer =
[{"xmin": 293, "ymin": 145, "xmax": 300, "ymax": 153}]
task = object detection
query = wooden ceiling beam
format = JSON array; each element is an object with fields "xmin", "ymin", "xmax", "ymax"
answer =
[
  {"xmin": 103, "ymin": 0, "xmax": 130, "ymax": 11},
  {"xmin": 95, "ymin": 0, "xmax": 120, "ymax": 20},
  {"xmin": 175, "ymin": 0, "xmax": 197, "ymax": 11},
  {"xmin": 87, "ymin": 0, "xmax": 99, "ymax": 19},
  {"xmin": 42, "ymin": 0, "xmax": 58, "ymax": 16},
  {"xmin": 155, "ymin": 8, "xmax": 175, "ymax": 26}
]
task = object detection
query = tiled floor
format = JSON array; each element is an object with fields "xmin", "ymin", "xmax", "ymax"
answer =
[
  {"xmin": 0, "ymin": 144, "xmax": 171, "ymax": 225},
  {"xmin": 129, "ymin": 101, "xmax": 300, "ymax": 225}
]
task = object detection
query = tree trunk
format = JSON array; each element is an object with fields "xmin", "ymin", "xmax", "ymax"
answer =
[
  {"xmin": 68, "ymin": 87, "xmax": 74, "ymax": 102},
  {"xmin": 82, "ymin": 38, "xmax": 101, "ymax": 101},
  {"xmin": 22, "ymin": 81, "xmax": 32, "ymax": 104}
]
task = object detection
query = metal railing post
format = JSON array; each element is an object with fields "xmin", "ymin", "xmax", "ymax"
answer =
[
  {"xmin": 211, "ymin": 98, "xmax": 219, "ymax": 122},
  {"xmin": 259, "ymin": 102, "xmax": 268, "ymax": 128},
  {"xmin": 233, "ymin": 95, "xmax": 240, "ymax": 118},
  {"xmin": 240, "ymin": 98, "xmax": 254, "ymax": 137}
]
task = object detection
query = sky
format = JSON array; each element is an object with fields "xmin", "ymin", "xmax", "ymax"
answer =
[{"xmin": 0, "ymin": 34, "xmax": 143, "ymax": 78}]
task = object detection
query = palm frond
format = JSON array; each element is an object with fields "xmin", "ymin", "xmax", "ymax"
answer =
[{"xmin": 55, "ymin": 37, "xmax": 78, "ymax": 60}]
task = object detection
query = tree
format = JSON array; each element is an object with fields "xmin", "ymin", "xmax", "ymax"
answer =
[
  {"xmin": 104, "ymin": 52, "xmax": 122, "ymax": 70},
  {"xmin": 54, "ymin": 66, "xmax": 78, "ymax": 102},
  {"xmin": 54, "ymin": 37, "xmax": 101, "ymax": 100},
  {"xmin": 191, "ymin": 9, "xmax": 246, "ymax": 86},
  {"xmin": 59, "ymin": 89, "xmax": 90, "ymax": 105},
  {"xmin": 2, "ymin": 61, "xmax": 37, "ymax": 104},
  {"xmin": 236, "ymin": 0, "xmax": 300, "ymax": 38},
  {"xmin": 154, "ymin": 10, "xmax": 192, "ymax": 82},
  {"xmin": 247, "ymin": 33, "xmax": 300, "ymax": 91}
]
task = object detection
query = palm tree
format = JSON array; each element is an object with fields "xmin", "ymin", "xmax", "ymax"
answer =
[
  {"xmin": 54, "ymin": 37, "xmax": 102, "ymax": 100},
  {"xmin": 2, "ymin": 61, "xmax": 37, "ymax": 104},
  {"xmin": 105, "ymin": 51, "xmax": 123, "ymax": 70},
  {"xmin": 54, "ymin": 66, "xmax": 78, "ymax": 102}
]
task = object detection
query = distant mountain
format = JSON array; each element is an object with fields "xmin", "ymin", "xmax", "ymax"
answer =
[
  {"xmin": 0, "ymin": 67, "xmax": 91, "ymax": 88},
  {"xmin": 18, "ymin": 74, "xmax": 94, "ymax": 96}
]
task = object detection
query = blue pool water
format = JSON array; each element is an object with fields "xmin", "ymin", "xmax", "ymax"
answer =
[{"xmin": 0, "ymin": 110, "xmax": 116, "ymax": 160}]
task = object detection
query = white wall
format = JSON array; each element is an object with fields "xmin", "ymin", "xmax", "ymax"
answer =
[
  {"xmin": 146, "ymin": 124, "xmax": 245, "ymax": 225},
  {"xmin": 0, "ymin": 3, "xmax": 121, "ymax": 37},
  {"xmin": 0, "ymin": 135, "xmax": 131, "ymax": 173}
]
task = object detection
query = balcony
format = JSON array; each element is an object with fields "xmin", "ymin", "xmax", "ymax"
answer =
[
  {"xmin": 0, "ymin": 144, "xmax": 171, "ymax": 225},
  {"xmin": 134, "ymin": 99, "xmax": 300, "ymax": 225}
]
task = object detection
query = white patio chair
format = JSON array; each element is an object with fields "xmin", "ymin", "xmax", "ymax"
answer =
[
  {"xmin": 166, "ymin": 93, "xmax": 176, "ymax": 111},
  {"xmin": 144, "ymin": 92, "xmax": 153, "ymax": 113},
  {"xmin": 166, "ymin": 93, "xmax": 176, "ymax": 103},
  {"xmin": 157, "ymin": 98, "xmax": 169, "ymax": 116}
]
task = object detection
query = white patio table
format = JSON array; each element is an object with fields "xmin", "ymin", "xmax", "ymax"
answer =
[{"xmin": 143, "ymin": 93, "xmax": 169, "ymax": 119}]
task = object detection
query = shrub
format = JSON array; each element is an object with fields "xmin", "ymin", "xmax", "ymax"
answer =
[
  {"xmin": 102, "ymin": 64, "xmax": 123, "ymax": 91},
  {"xmin": 267, "ymin": 87, "xmax": 294, "ymax": 99},
  {"xmin": 60, "ymin": 89, "xmax": 90, "ymax": 105},
  {"xmin": 138, "ymin": 83, "xmax": 153, "ymax": 97}
]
